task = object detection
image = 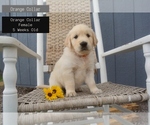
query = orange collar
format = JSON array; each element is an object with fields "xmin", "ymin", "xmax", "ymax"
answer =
[
  {"xmin": 75, "ymin": 53, "xmax": 89, "ymax": 58},
  {"xmin": 78, "ymin": 54, "xmax": 88, "ymax": 58},
  {"xmin": 71, "ymin": 48, "xmax": 89, "ymax": 58}
]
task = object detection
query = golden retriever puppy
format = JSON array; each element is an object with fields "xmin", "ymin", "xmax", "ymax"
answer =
[{"xmin": 49, "ymin": 24, "xmax": 102, "ymax": 97}]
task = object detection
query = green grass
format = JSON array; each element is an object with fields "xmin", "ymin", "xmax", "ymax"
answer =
[{"xmin": 0, "ymin": 75, "xmax": 2, "ymax": 82}]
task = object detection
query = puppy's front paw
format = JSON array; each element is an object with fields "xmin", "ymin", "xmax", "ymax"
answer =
[
  {"xmin": 66, "ymin": 91, "xmax": 77, "ymax": 97},
  {"xmin": 91, "ymin": 88, "xmax": 102, "ymax": 94}
]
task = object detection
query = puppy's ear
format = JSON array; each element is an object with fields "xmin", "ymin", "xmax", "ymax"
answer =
[
  {"xmin": 92, "ymin": 31, "xmax": 98, "ymax": 47},
  {"xmin": 64, "ymin": 33, "xmax": 72, "ymax": 48}
]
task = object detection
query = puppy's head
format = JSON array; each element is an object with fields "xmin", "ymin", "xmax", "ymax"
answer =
[{"xmin": 64, "ymin": 24, "xmax": 98, "ymax": 56}]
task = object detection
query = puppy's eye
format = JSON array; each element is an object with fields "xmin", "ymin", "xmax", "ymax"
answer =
[
  {"xmin": 74, "ymin": 35, "xmax": 78, "ymax": 39},
  {"xmin": 86, "ymin": 34, "xmax": 90, "ymax": 38}
]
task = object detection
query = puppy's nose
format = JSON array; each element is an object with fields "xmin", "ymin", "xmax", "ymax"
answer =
[{"xmin": 80, "ymin": 41, "xmax": 87, "ymax": 47}]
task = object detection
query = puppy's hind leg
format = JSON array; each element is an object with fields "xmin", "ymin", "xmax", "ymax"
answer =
[
  {"xmin": 36, "ymin": 73, "xmax": 56, "ymax": 89},
  {"xmin": 49, "ymin": 72, "xmax": 60, "ymax": 86},
  {"xmin": 75, "ymin": 87, "xmax": 82, "ymax": 92}
]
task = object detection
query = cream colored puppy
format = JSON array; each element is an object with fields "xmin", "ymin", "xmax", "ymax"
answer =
[{"xmin": 49, "ymin": 24, "xmax": 102, "ymax": 97}]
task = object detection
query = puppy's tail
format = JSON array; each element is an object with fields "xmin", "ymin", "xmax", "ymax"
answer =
[{"xmin": 36, "ymin": 85, "xmax": 50, "ymax": 89}]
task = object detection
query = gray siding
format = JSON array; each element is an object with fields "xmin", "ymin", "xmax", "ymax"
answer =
[
  {"xmin": 0, "ymin": 0, "xmax": 37, "ymax": 87},
  {"xmin": 10, "ymin": 0, "xmax": 37, "ymax": 87},
  {"xmin": 0, "ymin": 0, "xmax": 10, "ymax": 76},
  {"xmin": 0, "ymin": 0, "xmax": 150, "ymax": 87},
  {"xmin": 134, "ymin": 14, "xmax": 150, "ymax": 87},
  {"xmin": 113, "ymin": 14, "xmax": 135, "ymax": 86},
  {"xmin": 99, "ymin": 13, "xmax": 150, "ymax": 88}
]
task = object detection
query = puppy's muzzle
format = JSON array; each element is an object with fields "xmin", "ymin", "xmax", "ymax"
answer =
[{"xmin": 80, "ymin": 41, "xmax": 88, "ymax": 50}]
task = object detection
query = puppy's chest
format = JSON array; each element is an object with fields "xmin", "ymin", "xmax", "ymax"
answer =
[
  {"xmin": 76, "ymin": 58, "xmax": 90, "ymax": 69},
  {"xmin": 73, "ymin": 58, "xmax": 91, "ymax": 72}
]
